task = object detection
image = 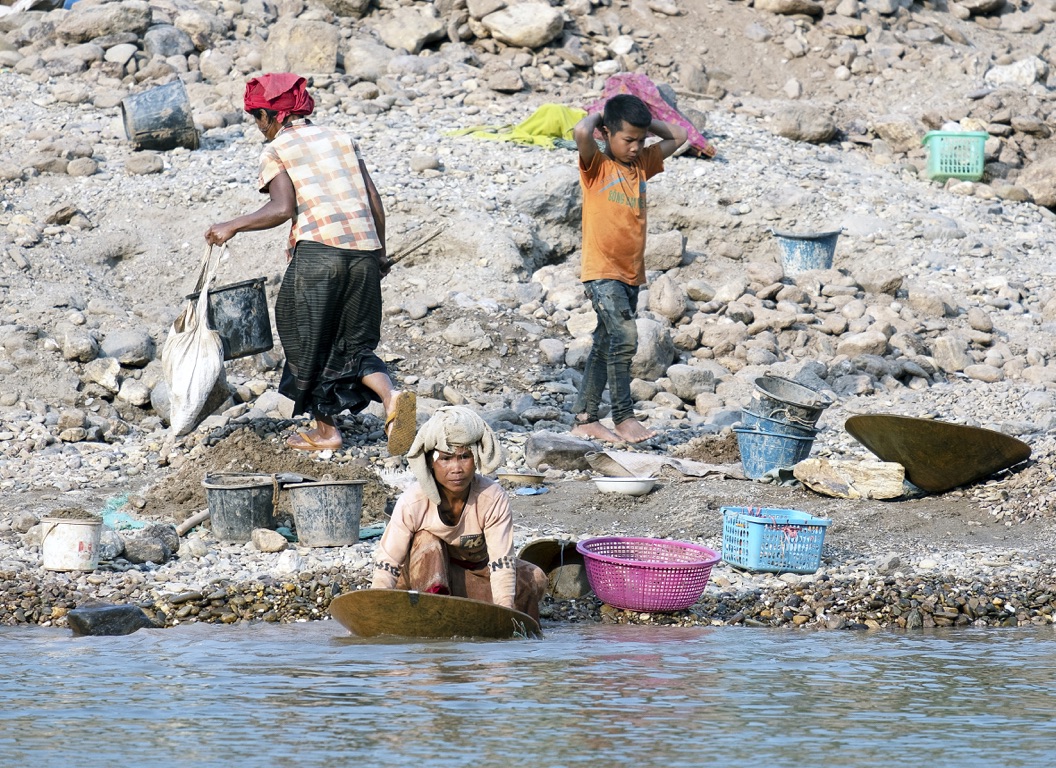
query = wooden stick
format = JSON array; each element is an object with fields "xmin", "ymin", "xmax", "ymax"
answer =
[
  {"xmin": 388, "ymin": 225, "xmax": 445, "ymax": 266},
  {"xmin": 176, "ymin": 508, "xmax": 210, "ymax": 536}
]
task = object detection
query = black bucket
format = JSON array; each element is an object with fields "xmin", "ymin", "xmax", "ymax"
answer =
[
  {"xmin": 187, "ymin": 277, "xmax": 273, "ymax": 361},
  {"xmin": 202, "ymin": 473, "xmax": 276, "ymax": 543},
  {"xmin": 286, "ymin": 479, "xmax": 364, "ymax": 547},
  {"xmin": 517, "ymin": 538, "xmax": 591, "ymax": 599},
  {"xmin": 121, "ymin": 80, "xmax": 200, "ymax": 152}
]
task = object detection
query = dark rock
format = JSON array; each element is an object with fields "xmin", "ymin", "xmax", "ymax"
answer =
[
  {"xmin": 68, "ymin": 603, "xmax": 160, "ymax": 636},
  {"xmin": 122, "ymin": 524, "xmax": 178, "ymax": 564},
  {"xmin": 122, "ymin": 536, "xmax": 167, "ymax": 564},
  {"xmin": 524, "ymin": 430, "xmax": 595, "ymax": 471},
  {"xmin": 143, "ymin": 523, "xmax": 180, "ymax": 556}
]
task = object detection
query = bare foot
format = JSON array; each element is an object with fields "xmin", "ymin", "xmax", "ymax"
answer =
[
  {"xmin": 613, "ymin": 418, "xmax": 657, "ymax": 444},
  {"xmin": 571, "ymin": 420, "xmax": 621, "ymax": 442}
]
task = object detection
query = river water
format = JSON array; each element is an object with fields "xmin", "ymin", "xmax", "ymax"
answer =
[{"xmin": 2, "ymin": 621, "xmax": 1054, "ymax": 767}]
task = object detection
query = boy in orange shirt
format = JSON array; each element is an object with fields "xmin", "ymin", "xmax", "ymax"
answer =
[{"xmin": 570, "ymin": 95, "xmax": 688, "ymax": 443}]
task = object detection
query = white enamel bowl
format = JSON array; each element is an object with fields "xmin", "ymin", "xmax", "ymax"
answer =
[{"xmin": 592, "ymin": 477, "xmax": 657, "ymax": 496}]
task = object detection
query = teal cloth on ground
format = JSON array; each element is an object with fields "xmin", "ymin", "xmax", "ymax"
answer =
[{"xmin": 100, "ymin": 494, "xmax": 146, "ymax": 530}]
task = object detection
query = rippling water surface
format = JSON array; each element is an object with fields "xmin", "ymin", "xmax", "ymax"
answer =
[{"xmin": 2, "ymin": 621, "xmax": 1055, "ymax": 767}]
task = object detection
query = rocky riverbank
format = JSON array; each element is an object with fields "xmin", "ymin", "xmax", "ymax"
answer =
[
  {"xmin": 2, "ymin": 0, "xmax": 1056, "ymax": 633},
  {"xmin": 4, "ymin": 508, "xmax": 1054, "ymax": 631}
]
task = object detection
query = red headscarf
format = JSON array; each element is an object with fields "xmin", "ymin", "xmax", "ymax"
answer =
[{"xmin": 243, "ymin": 73, "xmax": 315, "ymax": 125}]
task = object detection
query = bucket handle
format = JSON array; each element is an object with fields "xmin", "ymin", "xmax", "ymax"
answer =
[
  {"xmin": 40, "ymin": 521, "xmax": 56, "ymax": 548},
  {"xmin": 766, "ymin": 407, "xmax": 817, "ymax": 428},
  {"xmin": 39, "ymin": 518, "xmax": 101, "ymax": 547}
]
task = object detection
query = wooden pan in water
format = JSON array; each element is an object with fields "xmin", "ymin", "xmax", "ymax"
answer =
[
  {"xmin": 844, "ymin": 414, "xmax": 1031, "ymax": 493},
  {"xmin": 330, "ymin": 589, "xmax": 542, "ymax": 640}
]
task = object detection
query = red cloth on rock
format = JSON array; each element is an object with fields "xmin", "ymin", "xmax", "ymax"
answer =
[{"xmin": 244, "ymin": 73, "xmax": 315, "ymax": 125}]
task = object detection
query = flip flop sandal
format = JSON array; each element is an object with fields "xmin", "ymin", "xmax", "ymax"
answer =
[
  {"xmin": 287, "ymin": 431, "xmax": 342, "ymax": 452},
  {"xmin": 384, "ymin": 391, "xmax": 418, "ymax": 456}
]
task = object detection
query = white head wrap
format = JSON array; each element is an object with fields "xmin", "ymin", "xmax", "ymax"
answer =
[{"xmin": 406, "ymin": 406, "xmax": 505, "ymax": 505}]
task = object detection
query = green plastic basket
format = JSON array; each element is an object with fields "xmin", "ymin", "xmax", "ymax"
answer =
[{"xmin": 922, "ymin": 131, "xmax": 987, "ymax": 182}]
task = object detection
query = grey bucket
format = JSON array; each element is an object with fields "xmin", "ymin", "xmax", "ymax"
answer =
[
  {"xmin": 772, "ymin": 229, "xmax": 842, "ymax": 276},
  {"xmin": 120, "ymin": 80, "xmax": 200, "ymax": 152},
  {"xmin": 287, "ymin": 479, "xmax": 365, "ymax": 547},
  {"xmin": 202, "ymin": 473, "xmax": 276, "ymax": 543},
  {"xmin": 186, "ymin": 277, "xmax": 274, "ymax": 360},
  {"xmin": 750, "ymin": 375, "xmax": 832, "ymax": 428}
]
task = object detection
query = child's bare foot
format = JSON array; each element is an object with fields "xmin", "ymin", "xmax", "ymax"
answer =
[
  {"xmin": 571, "ymin": 418, "xmax": 620, "ymax": 443},
  {"xmin": 613, "ymin": 418, "xmax": 657, "ymax": 444}
]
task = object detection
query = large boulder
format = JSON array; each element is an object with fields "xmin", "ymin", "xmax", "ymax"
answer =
[
  {"xmin": 631, "ymin": 318, "xmax": 676, "ymax": 380},
  {"xmin": 56, "ymin": 0, "xmax": 152, "ymax": 44},
  {"xmin": 1017, "ymin": 156, "xmax": 1056, "ymax": 209},
  {"xmin": 511, "ymin": 165, "xmax": 580, "ymax": 255},
  {"xmin": 755, "ymin": 0, "xmax": 823, "ymax": 15},
  {"xmin": 665, "ymin": 363, "xmax": 716, "ymax": 401},
  {"xmin": 772, "ymin": 105, "xmax": 836, "ymax": 144},
  {"xmin": 262, "ymin": 18, "xmax": 340, "ymax": 73},
  {"xmin": 647, "ymin": 273, "xmax": 687, "ymax": 322},
  {"xmin": 143, "ymin": 24, "xmax": 195, "ymax": 58},
  {"xmin": 174, "ymin": 10, "xmax": 231, "ymax": 51},
  {"xmin": 318, "ymin": 0, "xmax": 373, "ymax": 19},
  {"xmin": 345, "ymin": 39, "xmax": 395, "ymax": 82},
  {"xmin": 481, "ymin": 4, "xmax": 565, "ymax": 48},
  {"xmin": 793, "ymin": 459, "xmax": 905, "ymax": 499},
  {"xmin": 984, "ymin": 56, "xmax": 1048, "ymax": 88},
  {"xmin": 377, "ymin": 8, "xmax": 445, "ymax": 54},
  {"xmin": 100, "ymin": 329, "xmax": 155, "ymax": 367},
  {"xmin": 644, "ymin": 230, "xmax": 685, "ymax": 271}
]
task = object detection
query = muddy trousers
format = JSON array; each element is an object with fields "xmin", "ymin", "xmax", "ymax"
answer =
[{"xmin": 394, "ymin": 532, "xmax": 547, "ymax": 623}]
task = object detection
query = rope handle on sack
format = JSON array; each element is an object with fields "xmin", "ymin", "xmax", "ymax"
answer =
[{"xmin": 191, "ymin": 244, "xmax": 226, "ymax": 297}]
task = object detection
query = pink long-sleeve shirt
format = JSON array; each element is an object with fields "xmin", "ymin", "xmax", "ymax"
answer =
[{"xmin": 370, "ymin": 476, "xmax": 517, "ymax": 608}]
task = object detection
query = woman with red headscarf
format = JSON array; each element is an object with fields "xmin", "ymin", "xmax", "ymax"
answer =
[{"xmin": 205, "ymin": 73, "xmax": 417, "ymax": 455}]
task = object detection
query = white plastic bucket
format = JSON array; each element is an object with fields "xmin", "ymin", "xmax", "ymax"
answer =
[{"xmin": 41, "ymin": 518, "xmax": 103, "ymax": 572}]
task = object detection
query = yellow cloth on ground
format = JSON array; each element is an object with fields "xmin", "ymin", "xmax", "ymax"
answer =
[{"xmin": 448, "ymin": 103, "xmax": 588, "ymax": 149}]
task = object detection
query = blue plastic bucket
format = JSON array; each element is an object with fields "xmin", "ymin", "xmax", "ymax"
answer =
[
  {"xmin": 741, "ymin": 409, "xmax": 818, "ymax": 438},
  {"xmin": 733, "ymin": 426, "xmax": 815, "ymax": 479},
  {"xmin": 772, "ymin": 229, "xmax": 842, "ymax": 276}
]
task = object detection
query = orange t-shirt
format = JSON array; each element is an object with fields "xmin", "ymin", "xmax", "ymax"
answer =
[{"xmin": 579, "ymin": 143, "xmax": 665, "ymax": 286}]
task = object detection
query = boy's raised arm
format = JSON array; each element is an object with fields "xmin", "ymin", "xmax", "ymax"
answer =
[
  {"xmin": 650, "ymin": 119, "xmax": 690, "ymax": 159},
  {"xmin": 574, "ymin": 112, "xmax": 604, "ymax": 165}
]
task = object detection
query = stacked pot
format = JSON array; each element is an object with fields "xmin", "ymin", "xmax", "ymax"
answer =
[{"xmin": 734, "ymin": 375, "xmax": 833, "ymax": 479}]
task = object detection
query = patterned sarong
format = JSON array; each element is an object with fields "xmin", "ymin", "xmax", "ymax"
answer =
[{"xmin": 275, "ymin": 240, "xmax": 389, "ymax": 417}]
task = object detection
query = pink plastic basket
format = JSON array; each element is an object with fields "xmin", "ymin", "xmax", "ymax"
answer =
[{"xmin": 575, "ymin": 537, "xmax": 721, "ymax": 612}]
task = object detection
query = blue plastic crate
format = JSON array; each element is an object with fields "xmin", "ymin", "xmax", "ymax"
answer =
[{"xmin": 720, "ymin": 507, "xmax": 830, "ymax": 574}]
